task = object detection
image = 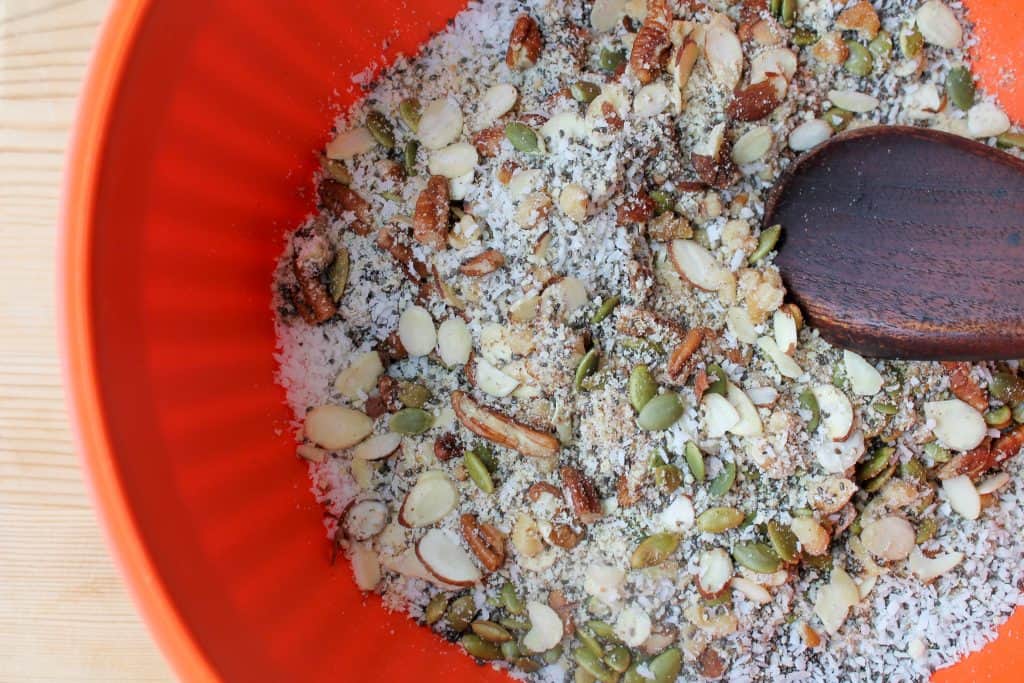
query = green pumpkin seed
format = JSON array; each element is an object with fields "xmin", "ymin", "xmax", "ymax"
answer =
[
  {"xmin": 901, "ymin": 458, "xmax": 927, "ymax": 483},
  {"xmin": 649, "ymin": 190, "xmax": 674, "ymax": 215},
  {"xmin": 366, "ymin": 111, "xmax": 395, "ymax": 149},
  {"xmin": 630, "ymin": 532, "xmax": 682, "ymax": 568},
  {"xmin": 322, "ymin": 157, "xmax": 352, "ymax": 184},
  {"xmin": 697, "ymin": 506, "xmax": 745, "ymax": 533},
  {"xmin": 986, "ymin": 405, "xmax": 1012, "ymax": 427},
  {"xmin": 469, "ymin": 443, "xmax": 497, "ymax": 472},
  {"xmin": 606, "ymin": 646, "xmax": 632, "ymax": 674},
  {"xmin": 916, "ymin": 517, "xmax": 938, "ymax": 544},
  {"xmin": 748, "ymin": 224, "xmax": 782, "ymax": 265},
  {"xmin": 924, "ymin": 441, "xmax": 951, "ymax": 463},
  {"xmin": 575, "ymin": 668, "xmax": 598, "ymax": 683},
  {"xmin": 572, "ymin": 80, "xmax": 601, "ymax": 103},
  {"xmin": 425, "ymin": 593, "xmax": 449, "ymax": 625},
  {"xmin": 462, "ymin": 633, "xmax": 502, "ymax": 660},
  {"xmin": 857, "ymin": 446, "xmax": 895, "ymax": 482},
  {"xmin": 703, "ymin": 587, "xmax": 732, "ymax": 606},
  {"xmin": 621, "ymin": 337, "xmax": 665, "ymax": 354},
  {"xmin": 873, "ymin": 401, "xmax": 899, "ymax": 415},
  {"xmin": 629, "ymin": 365, "xmax": 658, "ymax": 412},
  {"xmin": 732, "ymin": 541, "xmax": 782, "ymax": 573},
  {"xmin": 899, "ymin": 26, "xmax": 924, "ymax": 58},
  {"xmin": 793, "ymin": 28, "xmax": 817, "ymax": 47},
  {"xmin": 328, "ymin": 248, "xmax": 350, "ymax": 302},
  {"xmin": 586, "ymin": 620, "xmax": 618, "ymax": 641},
  {"xmin": 946, "ymin": 66, "xmax": 975, "ymax": 111},
  {"xmin": 575, "ymin": 348, "xmax": 601, "ymax": 391},
  {"xmin": 472, "ymin": 620, "xmax": 513, "ymax": 643},
  {"xmin": 767, "ymin": 520, "xmax": 799, "ymax": 563},
  {"xmin": 868, "ymin": 30, "xmax": 893, "ymax": 61},
  {"xmin": 649, "ymin": 648, "xmax": 682, "ymax": 683},
  {"xmin": 685, "ymin": 441, "xmax": 706, "ymax": 482},
  {"xmin": 505, "ymin": 122, "xmax": 541, "ymax": 154},
  {"xmin": 997, "ymin": 132, "xmax": 1024, "ymax": 150},
  {"xmin": 398, "ymin": 382, "xmax": 431, "ymax": 408},
  {"xmin": 390, "ymin": 408, "xmax": 433, "ymax": 435},
  {"xmin": 575, "ymin": 647, "xmax": 615, "ymax": 682},
  {"xmin": 844, "ymin": 40, "xmax": 873, "ymax": 77},
  {"xmin": 706, "ymin": 364, "xmax": 728, "ymax": 396},
  {"xmin": 578, "ymin": 628, "xmax": 604, "ymax": 659},
  {"xmin": 801, "ymin": 551, "xmax": 832, "ymax": 571},
  {"xmin": 780, "ymin": 0, "xmax": 796, "ymax": 26},
  {"xmin": 990, "ymin": 372, "xmax": 1024, "ymax": 403},
  {"xmin": 447, "ymin": 595, "xmax": 477, "ymax": 632},
  {"xmin": 500, "ymin": 616, "xmax": 531, "ymax": 632},
  {"xmin": 770, "ymin": 0, "xmax": 782, "ymax": 17},
  {"xmin": 1014, "ymin": 402, "xmax": 1024, "ymax": 424},
  {"xmin": 398, "ymin": 98, "xmax": 422, "ymax": 132},
  {"xmin": 708, "ymin": 461, "xmax": 737, "ymax": 497},
  {"xmin": 799, "ymin": 388, "xmax": 820, "ymax": 433},
  {"xmin": 849, "ymin": 514, "xmax": 862, "ymax": 537},
  {"xmin": 516, "ymin": 658, "xmax": 542, "ymax": 673},
  {"xmin": 591, "ymin": 294, "xmax": 620, "ymax": 324},
  {"xmin": 403, "ymin": 140, "xmax": 419, "ymax": 176},
  {"xmin": 655, "ymin": 464, "xmax": 683, "ymax": 492},
  {"xmin": 862, "ymin": 462, "xmax": 897, "ymax": 492},
  {"xmin": 823, "ymin": 107, "xmax": 853, "ymax": 131},
  {"xmin": 543, "ymin": 644, "xmax": 564, "ymax": 664},
  {"xmin": 501, "ymin": 582, "xmax": 525, "ymax": 615},
  {"xmin": 465, "ymin": 449, "xmax": 495, "ymax": 494},
  {"xmin": 599, "ymin": 47, "xmax": 627, "ymax": 73},
  {"xmin": 637, "ymin": 393, "xmax": 684, "ymax": 431},
  {"xmin": 501, "ymin": 640, "xmax": 522, "ymax": 661},
  {"xmin": 623, "ymin": 663, "xmax": 646, "ymax": 683}
]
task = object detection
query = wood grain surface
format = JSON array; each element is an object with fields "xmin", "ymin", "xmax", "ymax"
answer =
[{"xmin": 0, "ymin": 1, "xmax": 172, "ymax": 680}]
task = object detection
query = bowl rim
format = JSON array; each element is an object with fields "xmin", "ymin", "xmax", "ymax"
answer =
[{"xmin": 59, "ymin": 1, "xmax": 219, "ymax": 680}]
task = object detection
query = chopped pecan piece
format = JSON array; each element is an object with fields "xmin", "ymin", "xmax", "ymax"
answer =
[
  {"xmin": 471, "ymin": 125, "xmax": 505, "ymax": 158},
  {"xmin": 994, "ymin": 424, "xmax": 1024, "ymax": 466},
  {"xmin": 292, "ymin": 231, "xmax": 336, "ymax": 324},
  {"xmin": 319, "ymin": 179, "xmax": 374, "ymax": 235},
  {"xmin": 694, "ymin": 369, "xmax": 711, "ymax": 402},
  {"xmin": 378, "ymin": 329, "xmax": 408, "ymax": 363},
  {"xmin": 548, "ymin": 523, "xmax": 584, "ymax": 549},
  {"xmin": 376, "ymin": 226, "xmax": 431, "ymax": 286},
  {"xmin": 548, "ymin": 589, "xmax": 576, "ymax": 636},
  {"xmin": 940, "ymin": 361, "xmax": 989, "ymax": 413},
  {"xmin": 527, "ymin": 481, "xmax": 563, "ymax": 502},
  {"xmin": 377, "ymin": 375, "xmax": 402, "ymax": 413},
  {"xmin": 460, "ymin": 513, "xmax": 506, "ymax": 572},
  {"xmin": 413, "ymin": 176, "xmax": 451, "ymax": 250},
  {"xmin": 560, "ymin": 466, "xmax": 603, "ymax": 524},
  {"xmin": 507, "ymin": 14, "xmax": 543, "ymax": 70},
  {"xmin": 727, "ymin": 80, "xmax": 782, "ymax": 121},
  {"xmin": 937, "ymin": 439, "xmax": 992, "ymax": 480},
  {"xmin": 459, "ymin": 249, "xmax": 506, "ymax": 277},
  {"xmin": 617, "ymin": 474, "xmax": 642, "ymax": 508},
  {"xmin": 601, "ymin": 101, "xmax": 625, "ymax": 130},
  {"xmin": 667, "ymin": 327, "xmax": 706, "ymax": 381},
  {"xmin": 434, "ymin": 432, "xmax": 463, "ymax": 461},
  {"xmin": 617, "ymin": 191, "xmax": 656, "ymax": 225},
  {"xmin": 497, "ymin": 160, "xmax": 520, "ymax": 185},
  {"xmin": 615, "ymin": 306, "xmax": 686, "ymax": 341},
  {"xmin": 451, "ymin": 390, "xmax": 560, "ymax": 458},
  {"xmin": 630, "ymin": 0, "xmax": 672, "ymax": 84},
  {"xmin": 835, "ymin": 0, "xmax": 880, "ymax": 39},
  {"xmin": 698, "ymin": 646, "xmax": 728, "ymax": 679},
  {"xmin": 692, "ymin": 149, "xmax": 740, "ymax": 190}
]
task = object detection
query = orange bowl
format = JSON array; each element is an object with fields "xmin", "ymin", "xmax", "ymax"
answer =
[{"xmin": 60, "ymin": 1, "xmax": 1024, "ymax": 681}]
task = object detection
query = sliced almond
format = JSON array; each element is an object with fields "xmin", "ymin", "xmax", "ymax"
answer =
[
  {"xmin": 305, "ymin": 405, "xmax": 373, "ymax": 450},
  {"xmin": 416, "ymin": 528, "xmax": 482, "ymax": 586},
  {"xmin": 584, "ymin": 564, "xmax": 626, "ymax": 605},
  {"xmin": 843, "ymin": 350, "xmax": 883, "ymax": 396},
  {"xmin": 351, "ymin": 432, "xmax": 403, "ymax": 461},
  {"xmin": 746, "ymin": 386, "xmax": 779, "ymax": 407},
  {"xmin": 512, "ymin": 511, "xmax": 545, "ymax": 557},
  {"xmin": 634, "ymin": 83, "xmax": 672, "ymax": 118},
  {"xmin": 325, "ymin": 127, "xmax": 375, "ymax": 160},
  {"xmin": 967, "ymin": 102, "xmax": 1011, "ymax": 139},
  {"xmin": 811, "ymin": 385, "xmax": 855, "ymax": 442},
  {"xmin": 478, "ymin": 83, "xmax": 519, "ymax": 128},
  {"xmin": 451, "ymin": 390, "xmax": 560, "ymax": 458},
  {"xmin": 541, "ymin": 277, "xmax": 588, "ymax": 321},
  {"xmin": 814, "ymin": 567, "xmax": 859, "ymax": 634},
  {"xmin": 428, "ymin": 142, "xmax": 479, "ymax": 179},
  {"xmin": 807, "ymin": 476, "xmax": 858, "ymax": 514},
  {"xmin": 726, "ymin": 306, "xmax": 760, "ymax": 344},
  {"xmin": 615, "ymin": 605, "xmax": 653, "ymax": 648},
  {"xmin": 540, "ymin": 111, "xmax": 590, "ymax": 143},
  {"xmin": 398, "ymin": 305, "xmax": 437, "ymax": 357},
  {"xmin": 942, "ymin": 474, "xmax": 981, "ymax": 520},
  {"xmin": 437, "ymin": 318, "xmax": 472, "ymax": 366},
  {"xmin": 350, "ymin": 543, "xmax": 382, "ymax": 591},
  {"xmin": 757, "ymin": 336, "xmax": 803, "ymax": 379},
  {"xmin": 523, "ymin": 601, "xmax": 565, "ymax": 653},
  {"xmin": 704, "ymin": 25, "xmax": 743, "ymax": 90},
  {"xmin": 558, "ymin": 184, "xmax": 591, "ymax": 223},
  {"xmin": 704, "ymin": 393, "xmax": 741, "ymax": 438},
  {"xmin": 697, "ymin": 548, "xmax": 733, "ymax": 597},
  {"xmin": 449, "ymin": 171, "xmax": 474, "ymax": 201},
  {"xmin": 726, "ymin": 382, "xmax": 764, "ymax": 437},
  {"xmin": 591, "ymin": 0, "xmax": 627, "ymax": 32},
  {"xmin": 731, "ymin": 576, "xmax": 772, "ymax": 605},
  {"xmin": 334, "ymin": 351, "xmax": 385, "ymax": 400},
  {"xmin": 750, "ymin": 47, "xmax": 798, "ymax": 83},
  {"xmin": 860, "ymin": 515, "xmax": 915, "ymax": 561},
  {"xmin": 343, "ymin": 498, "xmax": 389, "ymax": 541},
  {"xmin": 772, "ymin": 309, "xmax": 798, "ymax": 355},
  {"xmin": 977, "ymin": 471, "xmax": 1011, "ymax": 495},
  {"xmin": 828, "ymin": 89, "xmax": 879, "ymax": 113},
  {"xmin": 509, "ymin": 293, "xmax": 541, "ymax": 323},
  {"xmin": 731, "ymin": 126, "xmax": 773, "ymax": 165},
  {"xmin": 788, "ymin": 119, "xmax": 833, "ymax": 152},
  {"xmin": 924, "ymin": 399, "xmax": 987, "ymax": 451},
  {"xmin": 508, "ymin": 168, "xmax": 543, "ymax": 199},
  {"xmin": 815, "ymin": 429, "xmax": 866, "ymax": 474},
  {"xmin": 908, "ymin": 546, "xmax": 964, "ymax": 583},
  {"xmin": 791, "ymin": 517, "xmax": 829, "ymax": 556},
  {"xmin": 660, "ymin": 495, "xmax": 695, "ymax": 532},
  {"xmin": 350, "ymin": 457, "xmax": 375, "ymax": 490},
  {"xmin": 418, "ymin": 98, "xmax": 464, "ymax": 150},
  {"xmin": 916, "ymin": 0, "xmax": 962, "ymax": 49},
  {"xmin": 475, "ymin": 358, "xmax": 521, "ymax": 397},
  {"xmin": 460, "ymin": 249, "xmax": 505, "ymax": 277},
  {"xmin": 669, "ymin": 240, "xmax": 731, "ymax": 292},
  {"xmin": 297, "ymin": 444, "xmax": 326, "ymax": 463},
  {"xmin": 398, "ymin": 470, "xmax": 458, "ymax": 527},
  {"xmin": 904, "ymin": 83, "xmax": 944, "ymax": 120}
]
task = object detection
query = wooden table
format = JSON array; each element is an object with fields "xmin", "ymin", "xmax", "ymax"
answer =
[{"xmin": 0, "ymin": 2, "xmax": 172, "ymax": 679}]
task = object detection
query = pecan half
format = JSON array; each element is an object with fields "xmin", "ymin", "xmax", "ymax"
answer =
[
  {"xmin": 319, "ymin": 180, "xmax": 374, "ymax": 235},
  {"xmin": 617, "ymin": 191, "xmax": 656, "ymax": 225},
  {"xmin": 507, "ymin": 14, "xmax": 543, "ymax": 70},
  {"xmin": 472, "ymin": 125, "xmax": 505, "ymax": 158},
  {"xmin": 434, "ymin": 432, "xmax": 464, "ymax": 461},
  {"xmin": 940, "ymin": 361, "xmax": 989, "ymax": 413},
  {"xmin": 727, "ymin": 80, "xmax": 782, "ymax": 121},
  {"xmin": 548, "ymin": 523, "xmax": 584, "ymax": 549},
  {"xmin": 630, "ymin": 0, "xmax": 672, "ymax": 84},
  {"xmin": 413, "ymin": 176, "xmax": 451, "ymax": 250},
  {"xmin": 667, "ymin": 327, "xmax": 706, "ymax": 381},
  {"xmin": 560, "ymin": 466, "xmax": 602, "ymax": 524},
  {"xmin": 527, "ymin": 481, "xmax": 563, "ymax": 502},
  {"xmin": 460, "ymin": 513, "xmax": 506, "ymax": 572},
  {"xmin": 452, "ymin": 390, "xmax": 560, "ymax": 458},
  {"xmin": 292, "ymin": 231, "xmax": 336, "ymax": 324},
  {"xmin": 460, "ymin": 249, "xmax": 506, "ymax": 277}
]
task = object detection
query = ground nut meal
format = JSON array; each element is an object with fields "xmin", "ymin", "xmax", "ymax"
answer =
[{"xmin": 274, "ymin": 0, "xmax": 1024, "ymax": 680}]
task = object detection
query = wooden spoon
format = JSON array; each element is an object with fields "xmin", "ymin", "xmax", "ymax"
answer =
[{"xmin": 766, "ymin": 125, "xmax": 1024, "ymax": 360}]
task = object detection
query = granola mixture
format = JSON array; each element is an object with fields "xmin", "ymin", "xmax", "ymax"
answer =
[{"xmin": 274, "ymin": 1, "xmax": 1024, "ymax": 680}]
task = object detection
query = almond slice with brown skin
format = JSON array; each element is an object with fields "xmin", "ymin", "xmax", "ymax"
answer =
[
  {"xmin": 697, "ymin": 548, "xmax": 733, "ymax": 597},
  {"xmin": 459, "ymin": 249, "xmax": 506, "ymax": 276},
  {"xmin": 451, "ymin": 390, "xmax": 560, "ymax": 458},
  {"xmin": 416, "ymin": 528, "xmax": 483, "ymax": 586},
  {"xmin": 398, "ymin": 470, "xmax": 459, "ymax": 527}
]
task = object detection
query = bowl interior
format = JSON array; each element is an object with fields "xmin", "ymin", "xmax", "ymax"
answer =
[{"xmin": 63, "ymin": 1, "xmax": 1023, "ymax": 681}]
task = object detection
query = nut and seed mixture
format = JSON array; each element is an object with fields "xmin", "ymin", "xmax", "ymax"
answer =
[{"xmin": 274, "ymin": 0, "xmax": 1024, "ymax": 680}]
